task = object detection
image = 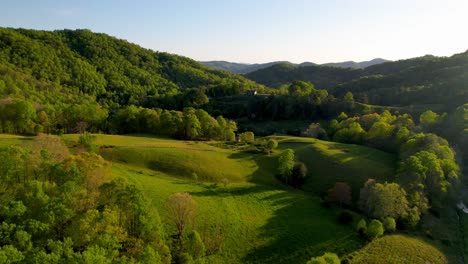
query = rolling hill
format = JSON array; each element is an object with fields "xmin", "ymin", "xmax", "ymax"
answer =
[
  {"xmin": 0, "ymin": 27, "xmax": 266, "ymax": 108},
  {"xmin": 200, "ymin": 58, "xmax": 388, "ymax": 74},
  {"xmin": 244, "ymin": 52, "xmax": 468, "ymax": 110}
]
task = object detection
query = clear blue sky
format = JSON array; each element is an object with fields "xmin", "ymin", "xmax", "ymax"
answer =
[{"xmin": 2, "ymin": 0, "xmax": 468, "ymax": 63}]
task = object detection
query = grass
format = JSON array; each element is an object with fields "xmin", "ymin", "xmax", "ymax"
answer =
[
  {"xmin": 347, "ymin": 235, "xmax": 447, "ymax": 264},
  {"xmin": 112, "ymin": 163, "xmax": 364, "ymax": 264},
  {"xmin": 62, "ymin": 134, "xmax": 277, "ymax": 184},
  {"xmin": 0, "ymin": 134, "xmax": 32, "ymax": 147},
  {"xmin": 272, "ymin": 136, "xmax": 396, "ymax": 200},
  {"xmin": 1, "ymin": 133, "xmax": 448, "ymax": 263}
]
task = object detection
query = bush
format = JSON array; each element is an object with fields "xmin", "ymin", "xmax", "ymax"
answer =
[
  {"xmin": 239, "ymin": 131, "xmax": 255, "ymax": 143},
  {"xmin": 78, "ymin": 132, "xmax": 98, "ymax": 152},
  {"xmin": 266, "ymin": 139, "xmax": 278, "ymax": 151},
  {"xmin": 307, "ymin": 252, "xmax": 340, "ymax": 264},
  {"xmin": 383, "ymin": 217, "xmax": 396, "ymax": 232},
  {"xmin": 338, "ymin": 211, "xmax": 353, "ymax": 225},
  {"xmin": 290, "ymin": 162, "xmax": 308, "ymax": 187},
  {"xmin": 185, "ymin": 230, "xmax": 205, "ymax": 260},
  {"xmin": 356, "ymin": 219, "xmax": 367, "ymax": 237},
  {"xmin": 367, "ymin": 219, "xmax": 384, "ymax": 240}
]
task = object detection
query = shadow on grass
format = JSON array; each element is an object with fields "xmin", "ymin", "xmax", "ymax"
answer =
[
  {"xmin": 240, "ymin": 191, "xmax": 364, "ymax": 264},
  {"xmin": 192, "ymin": 150, "xmax": 365, "ymax": 263}
]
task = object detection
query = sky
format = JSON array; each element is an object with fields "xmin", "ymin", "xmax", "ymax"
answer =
[{"xmin": 2, "ymin": 0, "xmax": 468, "ymax": 64}]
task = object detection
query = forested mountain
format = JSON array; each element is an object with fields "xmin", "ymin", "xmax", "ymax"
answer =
[
  {"xmin": 322, "ymin": 58, "xmax": 389, "ymax": 69},
  {"xmin": 0, "ymin": 27, "xmax": 266, "ymax": 109},
  {"xmin": 245, "ymin": 52, "xmax": 468, "ymax": 109},
  {"xmin": 244, "ymin": 63, "xmax": 361, "ymax": 89},
  {"xmin": 333, "ymin": 52, "xmax": 468, "ymax": 108},
  {"xmin": 200, "ymin": 58, "xmax": 388, "ymax": 74},
  {"xmin": 199, "ymin": 60, "xmax": 288, "ymax": 74}
]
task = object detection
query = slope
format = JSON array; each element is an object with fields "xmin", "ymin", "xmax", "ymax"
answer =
[
  {"xmin": 244, "ymin": 63, "xmax": 361, "ymax": 89},
  {"xmin": 348, "ymin": 235, "xmax": 447, "ymax": 264},
  {"xmin": 0, "ymin": 27, "xmax": 266, "ymax": 108}
]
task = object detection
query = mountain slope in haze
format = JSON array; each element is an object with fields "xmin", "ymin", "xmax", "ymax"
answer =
[
  {"xmin": 0, "ymin": 27, "xmax": 266, "ymax": 108},
  {"xmin": 199, "ymin": 60, "xmax": 290, "ymax": 74},
  {"xmin": 322, "ymin": 58, "xmax": 389, "ymax": 69},
  {"xmin": 200, "ymin": 58, "xmax": 387, "ymax": 74}
]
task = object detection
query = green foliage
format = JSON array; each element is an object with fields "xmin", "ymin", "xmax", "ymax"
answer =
[
  {"xmin": 245, "ymin": 62, "xmax": 361, "ymax": 89},
  {"xmin": 344, "ymin": 92, "xmax": 354, "ymax": 101},
  {"xmin": 278, "ymin": 149, "xmax": 295, "ymax": 184},
  {"xmin": 349, "ymin": 235, "xmax": 447, "ymax": 263},
  {"xmin": 383, "ymin": 217, "xmax": 396, "ymax": 232},
  {"xmin": 306, "ymin": 252, "xmax": 340, "ymax": 264},
  {"xmin": 287, "ymin": 81, "xmax": 314, "ymax": 96},
  {"xmin": 78, "ymin": 133, "xmax": 98, "ymax": 153},
  {"xmin": 356, "ymin": 219, "xmax": 367, "ymax": 234},
  {"xmin": 185, "ymin": 230, "xmax": 205, "ymax": 260},
  {"xmin": 420, "ymin": 110, "xmax": 441, "ymax": 127},
  {"xmin": 239, "ymin": 131, "xmax": 255, "ymax": 143},
  {"xmin": 266, "ymin": 139, "xmax": 278, "ymax": 151},
  {"xmin": 366, "ymin": 219, "xmax": 384, "ymax": 240},
  {"xmin": 359, "ymin": 181, "xmax": 409, "ymax": 221}
]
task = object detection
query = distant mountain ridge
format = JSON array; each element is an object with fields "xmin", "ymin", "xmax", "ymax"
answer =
[{"xmin": 200, "ymin": 58, "xmax": 389, "ymax": 74}]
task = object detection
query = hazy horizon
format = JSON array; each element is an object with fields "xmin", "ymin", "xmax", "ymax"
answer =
[{"xmin": 2, "ymin": 0, "xmax": 468, "ymax": 64}]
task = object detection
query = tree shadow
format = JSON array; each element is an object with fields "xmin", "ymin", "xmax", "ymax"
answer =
[
  {"xmin": 193, "ymin": 150, "xmax": 365, "ymax": 263},
  {"xmin": 241, "ymin": 191, "xmax": 365, "ymax": 263}
]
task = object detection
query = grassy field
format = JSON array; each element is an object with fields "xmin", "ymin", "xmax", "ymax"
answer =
[
  {"xmin": 1, "ymin": 133, "xmax": 447, "ymax": 263},
  {"xmin": 272, "ymin": 136, "xmax": 396, "ymax": 200},
  {"xmin": 62, "ymin": 134, "xmax": 278, "ymax": 184},
  {"xmin": 113, "ymin": 163, "xmax": 364, "ymax": 263},
  {"xmin": 347, "ymin": 235, "xmax": 448, "ymax": 264},
  {"xmin": 0, "ymin": 134, "xmax": 32, "ymax": 147}
]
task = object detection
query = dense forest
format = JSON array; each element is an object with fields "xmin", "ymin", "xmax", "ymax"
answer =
[
  {"xmin": 245, "ymin": 53, "xmax": 468, "ymax": 110},
  {"xmin": 0, "ymin": 27, "xmax": 467, "ymax": 263}
]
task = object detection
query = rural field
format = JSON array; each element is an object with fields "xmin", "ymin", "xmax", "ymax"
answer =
[
  {"xmin": 0, "ymin": 130, "xmax": 459, "ymax": 263},
  {"xmin": 56, "ymin": 134, "xmax": 449, "ymax": 263}
]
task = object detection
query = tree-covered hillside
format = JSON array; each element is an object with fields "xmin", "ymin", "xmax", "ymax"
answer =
[
  {"xmin": 0, "ymin": 27, "xmax": 266, "ymax": 109},
  {"xmin": 245, "ymin": 52, "xmax": 468, "ymax": 110},
  {"xmin": 244, "ymin": 63, "xmax": 361, "ymax": 89}
]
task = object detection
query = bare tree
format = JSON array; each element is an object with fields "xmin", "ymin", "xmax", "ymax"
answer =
[
  {"xmin": 328, "ymin": 182, "xmax": 352, "ymax": 207},
  {"xmin": 166, "ymin": 193, "xmax": 197, "ymax": 238}
]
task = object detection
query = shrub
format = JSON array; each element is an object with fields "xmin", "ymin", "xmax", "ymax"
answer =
[
  {"xmin": 356, "ymin": 219, "xmax": 367, "ymax": 237},
  {"xmin": 307, "ymin": 252, "xmax": 340, "ymax": 264},
  {"xmin": 383, "ymin": 217, "xmax": 396, "ymax": 232},
  {"xmin": 367, "ymin": 219, "xmax": 384, "ymax": 240},
  {"xmin": 239, "ymin": 131, "xmax": 255, "ymax": 143}
]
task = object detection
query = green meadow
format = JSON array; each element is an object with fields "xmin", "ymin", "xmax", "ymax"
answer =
[{"xmin": 0, "ymin": 134, "xmax": 449, "ymax": 263}]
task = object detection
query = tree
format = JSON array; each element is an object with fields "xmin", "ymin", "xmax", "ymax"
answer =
[
  {"xmin": 239, "ymin": 132, "xmax": 255, "ymax": 143},
  {"xmin": 303, "ymin": 123, "xmax": 327, "ymax": 139},
  {"xmin": 307, "ymin": 252, "xmax": 340, "ymax": 264},
  {"xmin": 183, "ymin": 108, "xmax": 201, "ymax": 140},
  {"xmin": 328, "ymin": 182, "xmax": 352, "ymax": 207},
  {"xmin": 383, "ymin": 217, "xmax": 396, "ymax": 232},
  {"xmin": 356, "ymin": 219, "xmax": 367, "ymax": 236},
  {"xmin": 265, "ymin": 139, "xmax": 278, "ymax": 152},
  {"xmin": 359, "ymin": 181, "xmax": 409, "ymax": 221},
  {"xmin": 288, "ymin": 81, "xmax": 314, "ymax": 96},
  {"xmin": 278, "ymin": 149, "xmax": 295, "ymax": 184},
  {"xmin": 419, "ymin": 110, "xmax": 440, "ymax": 127},
  {"xmin": 185, "ymin": 230, "xmax": 205, "ymax": 260},
  {"xmin": 166, "ymin": 193, "xmax": 197, "ymax": 238},
  {"xmin": 366, "ymin": 219, "xmax": 384, "ymax": 240},
  {"xmin": 291, "ymin": 162, "xmax": 308, "ymax": 187},
  {"xmin": 344, "ymin": 92, "xmax": 354, "ymax": 101}
]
